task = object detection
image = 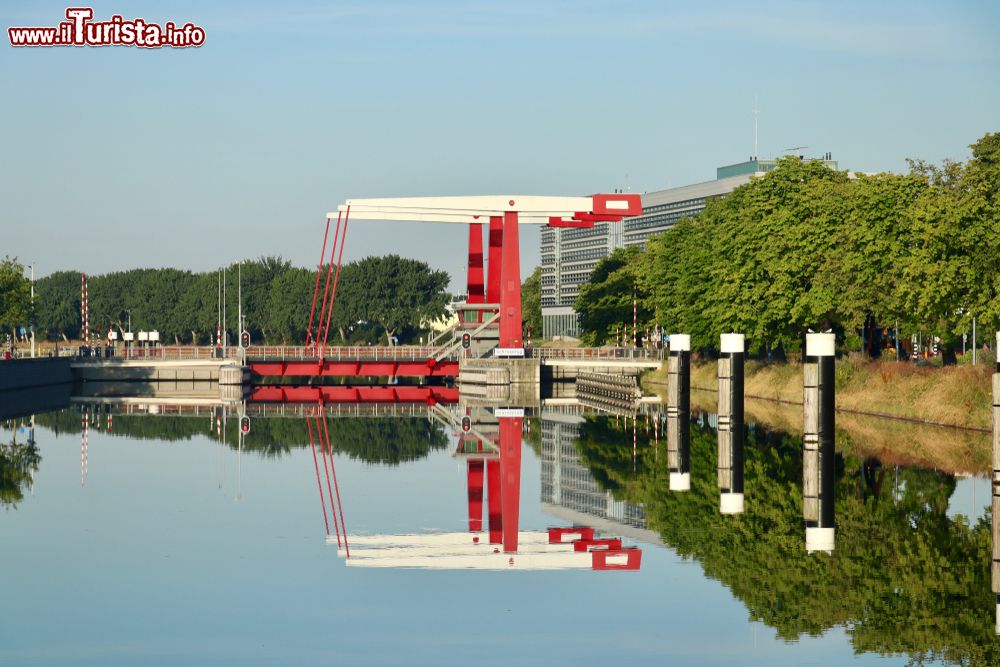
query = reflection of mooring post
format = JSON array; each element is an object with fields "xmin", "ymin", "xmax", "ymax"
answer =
[
  {"xmin": 667, "ymin": 334, "xmax": 691, "ymax": 491},
  {"xmin": 803, "ymin": 332, "xmax": 836, "ymax": 553},
  {"xmin": 718, "ymin": 333, "xmax": 745, "ymax": 514},
  {"xmin": 991, "ymin": 331, "xmax": 999, "ymax": 633}
]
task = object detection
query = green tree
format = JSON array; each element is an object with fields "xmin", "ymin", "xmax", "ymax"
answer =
[
  {"xmin": 266, "ymin": 267, "xmax": 315, "ymax": 343},
  {"xmin": 334, "ymin": 255, "xmax": 449, "ymax": 345},
  {"xmin": 964, "ymin": 133, "xmax": 1000, "ymax": 330},
  {"xmin": 896, "ymin": 133, "xmax": 1000, "ymax": 358},
  {"xmin": 33, "ymin": 270, "xmax": 81, "ymax": 341},
  {"xmin": 0, "ymin": 257, "xmax": 31, "ymax": 344},
  {"xmin": 521, "ymin": 266, "xmax": 542, "ymax": 338},
  {"xmin": 575, "ymin": 246, "xmax": 649, "ymax": 345}
]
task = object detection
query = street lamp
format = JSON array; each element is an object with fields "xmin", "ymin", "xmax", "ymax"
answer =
[{"xmin": 28, "ymin": 263, "xmax": 35, "ymax": 358}]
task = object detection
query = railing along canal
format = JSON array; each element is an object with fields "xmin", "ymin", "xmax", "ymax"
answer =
[
  {"xmin": 32, "ymin": 344, "xmax": 663, "ymax": 362},
  {"xmin": 532, "ymin": 347, "xmax": 664, "ymax": 361}
]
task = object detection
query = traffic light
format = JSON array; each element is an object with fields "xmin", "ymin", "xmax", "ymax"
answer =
[
  {"xmin": 240, "ymin": 330, "xmax": 250, "ymax": 349},
  {"xmin": 240, "ymin": 416, "xmax": 250, "ymax": 434},
  {"xmin": 461, "ymin": 416, "xmax": 471, "ymax": 432},
  {"xmin": 461, "ymin": 332, "xmax": 471, "ymax": 349}
]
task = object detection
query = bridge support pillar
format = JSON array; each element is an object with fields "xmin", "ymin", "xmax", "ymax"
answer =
[
  {"xmin": 497, "ymin": 211, "xmax": 523, "ymax": 353},
  {"xmin": 487, "ymin": 216, "xmax": 503, "ymax": 304},
  {"xmin": 804, "ymin": 332, "xmax": 836, "ymax": 553},
  {"xmin": 467, "ymin": 223, "xmax": 485, "ymax": 310}
]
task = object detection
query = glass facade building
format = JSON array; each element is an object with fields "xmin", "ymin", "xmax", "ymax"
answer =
[
  {"xmin": 541, "ymin": 171, "xmax": 754, "ymax": 339},
  {"xmin": 716, "ymin": 156, "xmax": 838, "ymax": 180}
]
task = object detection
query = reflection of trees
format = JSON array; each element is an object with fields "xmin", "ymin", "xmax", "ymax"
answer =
[
  {"xmin": 34, "ymin": 409, "xmax": 448, "ymax": 465},
  {"xmin": 0, "ymin": 441, "xmax": 41, "ymax": 509},
  {"xmin": 577, "ymin": 416, "xmax": 999, "ymax": 666},
  {"xmin": 327, "ymin": 418, "xmax": 448, "ymax": 465},
  {"xmin": 576, "ymin": 416, "xmax": 636, "ymax": 493}
]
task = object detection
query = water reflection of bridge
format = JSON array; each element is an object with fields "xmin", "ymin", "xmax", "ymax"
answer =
[{"xmin": 70, "ymin": 397, "xmax": 438, "ymax": 419}]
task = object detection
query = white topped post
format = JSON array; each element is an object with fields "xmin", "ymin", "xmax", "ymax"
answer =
[
  {"xmin": 804, "ymin": 332, "xmax": 836, "ymax": 553},
  {"xmin": 667, "ymin": 334, "xmax": 691, "ymax": 492},
  {"xmin": 718, "ymin": 333, "xmax": 745, "ymax": 514},
  {"xmin": 991, "ymin": 331, "xmax": 999, "ymax": 633}
]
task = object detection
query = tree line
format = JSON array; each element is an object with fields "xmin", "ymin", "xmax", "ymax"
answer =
[
  {"xmin": 11, "ymin": 255, "xmax": 449, "ymax": 346},
  {"xmin": 576, "ymin": 133, "xmax": 1000, "ymax": 361}
]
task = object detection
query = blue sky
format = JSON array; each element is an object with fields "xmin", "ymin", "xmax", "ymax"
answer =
[{"xmin": 2, "ymin": 0, "xmax": 998, "ymax": 289}]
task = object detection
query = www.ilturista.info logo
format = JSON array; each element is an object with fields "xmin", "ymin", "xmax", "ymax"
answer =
[{"xmin": 8, "ymin": 7, "xmax": 205, "ymax": 48}]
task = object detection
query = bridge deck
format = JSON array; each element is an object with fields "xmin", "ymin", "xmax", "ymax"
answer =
[{"xmin": 84, "ymin": 345, "xmax": 662, "ymax": 378}]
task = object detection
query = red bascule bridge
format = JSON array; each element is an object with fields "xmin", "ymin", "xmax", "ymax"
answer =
[
  {"xmin": 246, "ymin": 192, "xmax": 642, "ymax": 388},
  {"xmin": 274, "ymin": 191, "xmax": 644, "ymax": 569}
]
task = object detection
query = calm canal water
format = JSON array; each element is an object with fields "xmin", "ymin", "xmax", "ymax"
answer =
[{"xmin": 1, "ymin": 400, "xmax": 997, "ymax": 666}]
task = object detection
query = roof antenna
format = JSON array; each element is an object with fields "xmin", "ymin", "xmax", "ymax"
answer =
[{"xmin": 753, "ymin": 94, "xmax": 760, "ymax": 160}]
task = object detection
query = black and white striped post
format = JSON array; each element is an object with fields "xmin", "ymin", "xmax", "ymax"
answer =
[
  {"xmin": 992, "ymin": 331, "xmax": 999, "ymax": 633},
  {"xmin": 803, "ymin": 332, "xmax": 836, "ymax": 553},
  {"xmin": 667, "ymin": 334, "xmax": 691, "ymax": 492},
  {"xmin": 718, "ymin": 333, "xmax": 745, "ymax": 514}
]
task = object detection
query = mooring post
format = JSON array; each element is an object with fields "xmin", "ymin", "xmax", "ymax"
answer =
[
  {"xmin": 804, "ymin": 332, "xmax": 836, "ymax": 553},
  {"xmin": 718, "ymin": 333, "xmax": 745, "ymax": 514},
  {"xmin": 992, "ymin": 331, "xmax": 999, "ymax": 633},
  {"xmin": 667, "ymin": 334, "xmax": 691, "ymax": 491}
]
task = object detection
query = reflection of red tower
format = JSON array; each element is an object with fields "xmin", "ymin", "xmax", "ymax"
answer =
[
  {"xmin": 321, "ymin": 406, "xmax": 642, "ymax": 571},
  {"xmin": 487, "ymin": 458, "xmax": 502, "ymax": 544},
  {"xmin": 466, "ymin": 459, "xmax": 484, "ymax": 533},
  {"xmin": 499, "ymin": 415, "xmax": 522, "ymax": 553}
]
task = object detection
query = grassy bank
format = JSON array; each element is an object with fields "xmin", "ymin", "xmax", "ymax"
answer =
[
  {"xmin": 645, "ymin": 357, "xmax": 994, "ymax": 431},
  {"xmin": 685, "ymin": 389, "xmax": 991, "ymax": 474},
  {"xmin": 643, "ymin": 358, "xmax": 995, "ymax": 473}
]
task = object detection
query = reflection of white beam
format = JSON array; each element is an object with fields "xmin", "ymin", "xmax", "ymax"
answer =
[
  {"xmin": 328, "ymin": 531, "xmax": 551, "ymax": 547},
  {"xmin": 344, "ymin": 551, "xmax": 624, "ymax": 570},
  {"xmin": 345, "ymin": 543, "xmax": 579, "ymax": 559}
]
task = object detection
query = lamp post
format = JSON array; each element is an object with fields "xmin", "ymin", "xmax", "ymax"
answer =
[
  {"xmin": 29, "ymin": 263, "xmax": 35, "ymax": 358},
  {"xmin": 238, "ymin": 260, "xmax": 243, "ymax": 335},
  {"xmin": 238, "ymin": 260, "xmax": 244, "ymax": 361}
]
